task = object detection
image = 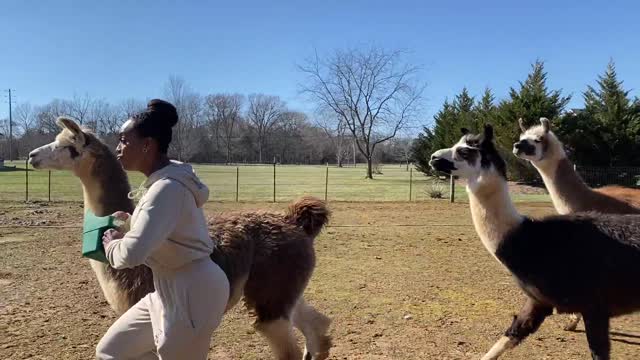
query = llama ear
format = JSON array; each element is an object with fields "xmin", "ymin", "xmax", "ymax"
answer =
[
  {"xmin": 518, "ymin": 118, "xmax": 527, "ymax": 132},
  {"xmin": 460, "ymin": 128, "xmax": 470, "ymax": 135},
  {"xmin": 483, "ymin": 124, "xmax": 494, "ymax": 141},
  {"xmin": 540, "ymin": 117, "xmax": 550, "ymax": 133},
  {"xmin": 56, "ymin": 117, "xmax": 86, "ymax": 145}
]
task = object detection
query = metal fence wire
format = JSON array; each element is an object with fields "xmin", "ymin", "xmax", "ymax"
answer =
[
  {"xmin": 2, "ymin": 161, "xmax": 638, "ymax": 203},
  {"xmin": 575, "ymin": 165, "xmax": 640, "ymax": 188},
  {"xmin": 1, "ymin": 161, "xmax": 435, "ymax": 203}
]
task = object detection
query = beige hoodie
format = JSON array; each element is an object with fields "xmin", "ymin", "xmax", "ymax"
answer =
[{"xmin": 106, "ymin": 161, "xmax": 213, "ymax": 270}]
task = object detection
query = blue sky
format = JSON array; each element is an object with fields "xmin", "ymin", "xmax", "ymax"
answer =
[{"xmin": 1, "ymin": 0, "xmax": 638, "ymax": 129}]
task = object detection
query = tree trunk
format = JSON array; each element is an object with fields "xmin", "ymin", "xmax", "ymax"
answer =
[{"xmin": 366, "ymin": 157, "xmax": 373, "ymax": 179}]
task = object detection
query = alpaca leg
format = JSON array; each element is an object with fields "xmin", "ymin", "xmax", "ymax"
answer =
[
  {"xmin": 564, "ymin": 313, "xmax": 582, "ymax": 331},
  {"xmin": 481, "ymin": 298, "xmax": 552, "ymax": 360},
  {"xmin": 583, "ymin": 311, "xmax": 610, "ymax": 360},
  {"xmin": 292, "ymin": 298, "xmax": 332, "ymax": 360},
  {"xmin": 255, "ymin": 318, "xmax": 303, "ymax": 360}
]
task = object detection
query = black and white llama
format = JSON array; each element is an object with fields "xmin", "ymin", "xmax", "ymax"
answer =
[{"xmin": 430, "ymin": 125, "xmax": 640, "ymax": 360}]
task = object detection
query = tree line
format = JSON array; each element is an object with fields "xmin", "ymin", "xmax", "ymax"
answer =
[
  {"xmin": 1, "ymin": 47, "xmax": 422, "ymax": 179},
  {"xmin": 412, "ymin": 60, "xmax": 640, "ymax": 181},
  {"xmin": 0, "ymin": 76, "xmax": 414, "ymax": 168},
  {"xmin": 8, "ymin": 49, "xmax": 633, "ymax": 182}
]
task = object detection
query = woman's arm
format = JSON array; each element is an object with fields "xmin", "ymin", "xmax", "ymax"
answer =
[{"xmin": 105, "ymin": 180, "xmax": 185, "ymax": 269}]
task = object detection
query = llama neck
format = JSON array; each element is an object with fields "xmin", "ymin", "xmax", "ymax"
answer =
[
  {"xmin": 534, "ymin": 157, "xmax": 597, "ymax": 214},
  {"xmin": 467, "ymin": 176, "xmax": 524, "ymax": 256},
  {"xmin": 77, "ymin": 153, "xmax": 134, "ymax": 217}
]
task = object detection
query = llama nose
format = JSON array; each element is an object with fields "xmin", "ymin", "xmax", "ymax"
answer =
[
  {"xmin": 28, "ymin": 150, "xmax": 37, "ymax": 158},
  {"xmin": 514, "ymin": 141, "xmax": 524, "ymax": 150},
  {"xmin": 430, "ymin": 154, "xmax": 439, "ymax": 161}
]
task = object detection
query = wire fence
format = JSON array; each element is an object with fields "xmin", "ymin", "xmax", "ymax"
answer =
[
  {"xmin": 575, "ymin": 165, "xmax": 640, "ymax": 188},
  {"xmin": 3, "ymin": 160, "xmax": 636, "ymax": 204},
  {"xmin": 1, "ymin": 160, "xmax": 450, "ymax": 203}
]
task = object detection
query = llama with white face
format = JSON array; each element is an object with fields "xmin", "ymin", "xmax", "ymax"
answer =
[
  {"xmin": 431, "ymin": 125, "xmax": 640, "ymax": 360},
  {"xmin": 513, "ymin": 117, "xmax": 640, "ymax": 331},
  {"xmin": 514, "ymin": 117, "xmax": 640, "ymax": 214},
  {"xmin": 29, "ymin": 117, "xmax": 333, "ymax": 360}
]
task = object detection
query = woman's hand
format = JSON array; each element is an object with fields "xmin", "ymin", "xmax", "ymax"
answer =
[
  {"xmin": 112, "ymin": 211, "xmax": 131, "ymax": 222},
  {"xmin": 102, "ymin": 228, "xmax": 124, "ymax": 249}
]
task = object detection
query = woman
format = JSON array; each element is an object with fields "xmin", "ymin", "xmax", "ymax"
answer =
[{"xmin": 96, "ymin": 99, "xmax": 229, "ymax": 359}]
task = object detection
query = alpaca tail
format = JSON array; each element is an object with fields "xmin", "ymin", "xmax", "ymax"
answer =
[{"xmin": 286, "ymin": 196, "xmax": 330, "ymax": 237}]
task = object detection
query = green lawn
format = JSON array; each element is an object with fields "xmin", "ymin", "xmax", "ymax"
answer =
[{"xmin": 0, "ymin": 160, "xmax": 550, "ymax": 203}]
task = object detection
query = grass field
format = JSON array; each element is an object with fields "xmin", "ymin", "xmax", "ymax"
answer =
[
  {"xmin": 2, "ymin": 200, "xmax": 640, "ymax": 359},
  {"xmin": 0, "ymin": 160, "xmax": 551, "ymax": 203}
]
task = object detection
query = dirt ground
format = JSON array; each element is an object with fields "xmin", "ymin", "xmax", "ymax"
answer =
[{"xmin": 2, "ymin": 200, "xmax": 640, "ymax": 359}]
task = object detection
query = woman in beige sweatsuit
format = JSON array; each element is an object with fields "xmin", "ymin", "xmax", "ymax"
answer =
[{"xmin": 97, "ymin": 99, "xmax": 229, "ymax": 360}]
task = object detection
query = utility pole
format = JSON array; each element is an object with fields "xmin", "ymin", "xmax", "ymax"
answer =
[{"xmin": 5, "ymin": 89, "xmax": 14, "ymax": 161}]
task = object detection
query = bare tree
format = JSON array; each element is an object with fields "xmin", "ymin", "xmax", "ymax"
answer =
[
  {"xmin": 316, "ymin": 112, "xmax": 350, "ymax": 167},
  {"xmin": 119, "ymin": 98, "xmax": 146, "ymax": 119},
  {"xmin": 164, "ymin": 76, "xmax": 203, "ymax": 161},
  {"xmin": 69, "ymin": 93, "xmax": 93, "ymax": 126},
  {"xmin": 246, "ymin": 94, "xmax": 285, "ymax": 163},
  {"xmin": 390, "ymin": 137, "xmax": 414, "ymax": 170},
  {"xmin": 13, "ymin": 102, "xmax": 36, "ymax": 135},
  {"xmin": 205, "ymin": 94, "xmax": 243, "ymax": 164},
  {"xmin": 87, "ymin": 100, "xmax": 118, "ymax": 136},
  {"xmin": 275, "ymin": 111, "xmax": 306, "ymax": 163},
  {"xmin": 299, "ymin": 47, "xmax": 424, "ymax": 178},
  {"xmin": 88, "ymin": 100, "xmax": 122, "ymax": 149},
  {"xmin": 35, "ymin": 99, "xmax": 72, "ymax": 134}
]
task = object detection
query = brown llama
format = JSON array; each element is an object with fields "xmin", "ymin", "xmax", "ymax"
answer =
[
  {"xmin": 28, "ymin": 117, "xmax": 332, "ymax": 360},
  {"xmin": 514, "ymin": 117, "xmax": 640, "ymax": 330}
]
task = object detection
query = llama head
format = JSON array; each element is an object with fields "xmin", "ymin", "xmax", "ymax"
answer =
[
  {"xmin": 429, "ymin": 124, "xmax": 507, "ymax": 182},
  {"xmin": 28, "ymin": 117, "xmax": 102, "ymax": 172},
  {"xmin": 513, "ymin": 117, "xmax": 565, "ymax": 164}
]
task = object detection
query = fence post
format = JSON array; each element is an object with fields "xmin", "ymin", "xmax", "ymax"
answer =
[
  {"xmin": 25, "ymin": 159, "xmax": 29, "ymax": 202},
  {"xmin": 449, "ymin": 175, "xmax": 455, "ymax": 203},
  {"xmin": 48, "ymin": 171, "xmax": 51, "ymax": 202},
  {"xmin": 273, "ymin": 162, "xmax": 276, "ymax": 203},
  {"xmin": 409, "ymin": 168, "xmax": 413, "ymax": 201},
  {"xmin": 235, "ymin": 167, "xmax": 239, "ymax": 202},
  {"xmin": 325, "ymin": 163, "xmax": 329, "ymax": 201}
]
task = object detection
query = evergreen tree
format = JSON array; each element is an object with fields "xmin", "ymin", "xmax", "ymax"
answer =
[
  {"xmin": 557, "ymin": 61, "xmax": 640, "ymax": 166},
  {"xmin": 453, "ymin": 87, "xmax": 477, "ymax": 131},
  {"xmin": 411, "ymin": 126, "xmax": 435, "ymax": 174},
  {"xmin": 411, "ymin": 100, "xmax": 458, "ymax": 175},
  {"xmin": 413, "ymin": 88, "xmax": 491, "ymax": 175},
  {"xmin": 494, "ymin": 60, "xmax": 571, "ymax": 181},
  {"xmin": 473, "ymin": 87, "xmax": 496, "ymax": 131},
  {"xmin": 581, "ymin": 61, "xmax": 639, "ymax": 165}
]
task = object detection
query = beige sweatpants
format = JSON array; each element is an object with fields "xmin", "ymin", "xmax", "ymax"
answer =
[{"xmin": 96, "ymin": 258, "xmax": 229, "ymax": 360}]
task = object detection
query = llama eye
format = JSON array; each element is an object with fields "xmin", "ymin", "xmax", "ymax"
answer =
[{"xmin": 457, "ymin": 148, "xmax": 470, "ymax": 158}]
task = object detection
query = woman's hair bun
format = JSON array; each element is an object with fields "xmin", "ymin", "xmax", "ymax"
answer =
[{"xmin": 147, "ymin": 99, "xmax": 178, "ymax": 128}]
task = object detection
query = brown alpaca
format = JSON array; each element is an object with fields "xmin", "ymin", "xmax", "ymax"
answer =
[
  {"xmin": 28, "ymin": 117, "xmax": 332, "ymax": 360},
  {"xmin": 514, "ymin": 117, "xmax": 640, "ymax": 331}
]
